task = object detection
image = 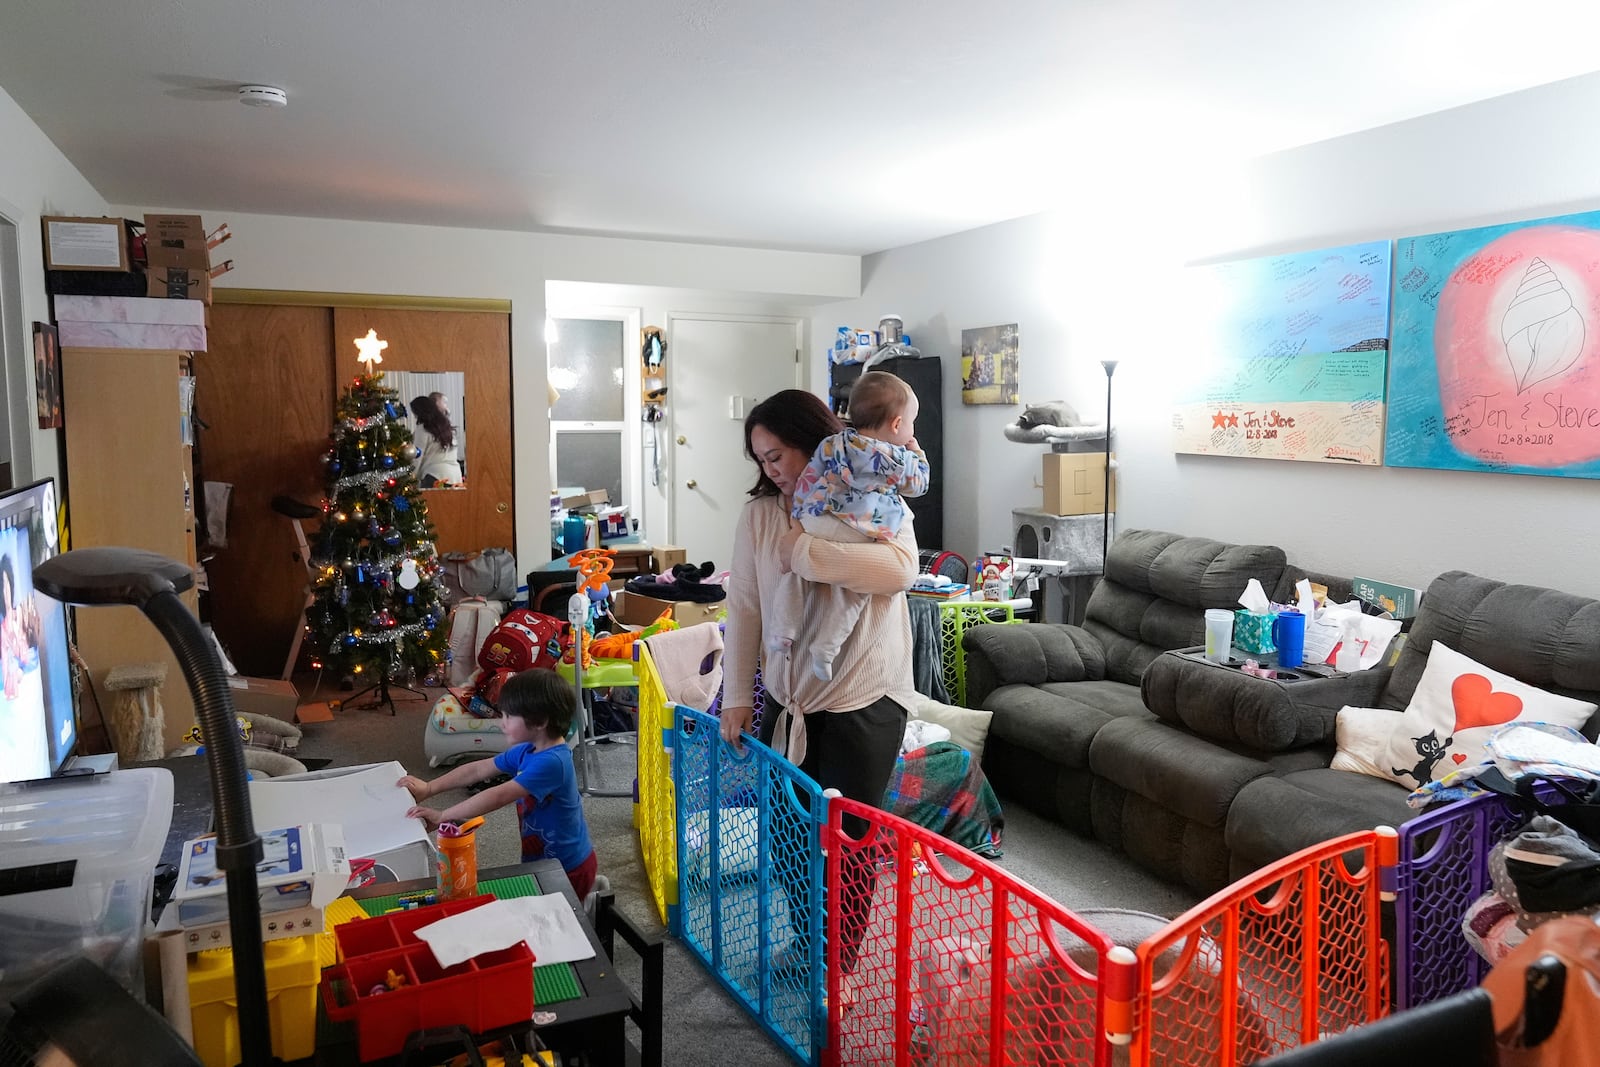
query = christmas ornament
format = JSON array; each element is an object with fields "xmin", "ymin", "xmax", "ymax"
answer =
[
  {"xmin": 380, "ymin": 454, "xmax": 396, "ymax": 470},
  {"xmin": 398, "ymin": 560, "xmax": 420, "ymax": 590}
]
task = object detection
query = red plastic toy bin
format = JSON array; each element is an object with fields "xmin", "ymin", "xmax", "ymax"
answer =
[{"xmin": 319, "ymin": 895, "xmax": 536, "ymax": 1062}]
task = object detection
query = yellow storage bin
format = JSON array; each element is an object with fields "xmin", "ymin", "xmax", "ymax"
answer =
[{"xmin": 187, "ymin": 934, "xmax": 319, "ymax": 1067}]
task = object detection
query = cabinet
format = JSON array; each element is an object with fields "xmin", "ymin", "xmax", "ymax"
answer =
[
  {"xmin": 828, "ymin": 356, "xmax": 944, "ymax": 550},
  {"xmin": 62, "ymin": 346, "xmax": 197, "ymax": 752}
]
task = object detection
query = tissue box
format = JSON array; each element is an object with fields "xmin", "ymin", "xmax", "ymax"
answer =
[{"xmin": 1234, "ymin": 610, "xmax": 1277, "ymax": 655}]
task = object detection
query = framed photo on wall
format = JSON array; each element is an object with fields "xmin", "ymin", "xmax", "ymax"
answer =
[
  {"xmin": 961, "ymin": 323, "xmax": 1020, "ymax": 405},
  {"xmin": 32, "ymin": 323, "xmax": 61, "ymax": 429}
]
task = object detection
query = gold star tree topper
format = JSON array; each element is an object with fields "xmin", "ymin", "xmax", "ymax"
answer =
[{"xmin": 354, "ymin": 329, "xmax": 388, "ymax": 372}]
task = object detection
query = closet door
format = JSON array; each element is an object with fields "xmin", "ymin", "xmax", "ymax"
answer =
[
  {"xmin": 331, "ymin": 308, "xmax": 514, "ymax": 557},
  {"xmin": 197, "ymin": 305, "xmax": 334, "ymax": 678}
]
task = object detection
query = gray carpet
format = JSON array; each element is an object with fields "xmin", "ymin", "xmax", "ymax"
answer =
[{"xmin": 292, "ymin": 678, "xmax": 1200, "ymax": 1065}]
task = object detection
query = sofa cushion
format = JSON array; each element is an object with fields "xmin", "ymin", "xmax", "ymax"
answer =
[
  {"xmin": 1089, "ymin": 717, "xmax": 1273, "ymax": 829},
  {"xmin": 1225, "ymin": 769, "xmax": 1414, "ymax": 872},
  {"xmin": 1085, "ymin": 530, "xmax": 1291, "ymax": 686},
  {"xmin": 963, "ymin": 622, "xmax": 1106, "ymax": 688},
  {"xmin": 986, "ymin": 681, "xmax": 1151, "ymax": 769},
  {"xmin": 1382, "ymin": 572, "xmax": 1600, "ymax": 732},
  {"xmin": 1140, "ymin": 652, "xmax": 1367, "ymax": 752}
]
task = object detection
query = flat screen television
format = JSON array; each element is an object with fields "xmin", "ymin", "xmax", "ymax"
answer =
[{"xmin": 0, "ymin": 479, "xmax": 75, "ymax": 784}]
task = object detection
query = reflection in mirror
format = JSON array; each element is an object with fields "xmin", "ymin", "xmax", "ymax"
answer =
[{"xmin": 386, "ymin": 370, "xmax": 466, "ymax": 489}]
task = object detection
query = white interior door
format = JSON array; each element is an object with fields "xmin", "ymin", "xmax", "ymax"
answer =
[{"xmin": 668, "ymin": 315, "xmax": 803, "ymax": 570}]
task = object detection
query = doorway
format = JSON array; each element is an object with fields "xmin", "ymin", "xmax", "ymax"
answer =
[{"xmin": 667, "ymin": 314, "xmax": 804, "ymax": 571}]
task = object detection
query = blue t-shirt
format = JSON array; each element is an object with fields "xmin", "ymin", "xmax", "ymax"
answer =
[{"xmin": 491, "ymin": 743, "xmax": 593, "ymax": 871}]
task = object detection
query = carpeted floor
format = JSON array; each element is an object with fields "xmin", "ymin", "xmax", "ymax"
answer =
[{"xmin": 291, "ymin": 674, "xmax": 1200, "ymax": 1064}]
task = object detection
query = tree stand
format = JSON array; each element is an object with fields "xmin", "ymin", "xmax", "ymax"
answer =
[
  {"xmin": 341, "ymin": 675, "xmax": 428, "ymax": 716},
  {"xmin": 104, "ymin": 661, "xmax": 169, "ymax": 761}
]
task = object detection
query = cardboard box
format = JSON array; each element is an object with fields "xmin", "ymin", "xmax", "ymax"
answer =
[
  {"xmin": 147, "ymin": 266, "xmax": 212, "ymax": 304},
  {"xmin": 143, "ymin": 214, "xmax": 210, "ymax": 271},
  {"xmin": 651, "ymin": 545, "xmax": 687, "ymax": 572},
  {"xmin": 54, "ymin": 294, "xmax": 208, "ymax": 325},
  {"xmin": 58, "ymin": 320, "xmax": 207, "ymax": 351},
  {"xmin": 1042, "ymin": 451, "xmax": 1116, "ymax": 516},
  {"xmin": 559, "ymin": 488, "xmax": 609, "ymax": 510},
  {"xmin": 227, "ymin": 676, "xmax": 300, "ymax": 721},
  {"xmin": 612, "ymin": 590, "xmax": 722, "ymax": 628},
  {"xmin": 42, "ymin": 216, "xmax": 129, "ymax": 271},
  {"xmin": 293, "ymin": 701, "xmax": 336, "ymax": 724}
]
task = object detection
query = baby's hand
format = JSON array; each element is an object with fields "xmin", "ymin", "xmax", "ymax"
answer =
[
  {"xmin": 397, "ymin": 775, "xmax": 431, "ymax": 802},
  {"xmin": 406, "ymin": 805, "xmax": 443, "ymax": 832}
]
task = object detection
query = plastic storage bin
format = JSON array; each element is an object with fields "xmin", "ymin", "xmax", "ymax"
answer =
[
  {"xmin": 188, "ymin": 934, "xmax": 319, "ymax": 1067},
  {"xmin": 320, "ymin": 894, "xmax": 536, "ymax": 1061},
  {"xmin": 0, "ymin": 767, "xmax": 173, "ymax": 1001}
]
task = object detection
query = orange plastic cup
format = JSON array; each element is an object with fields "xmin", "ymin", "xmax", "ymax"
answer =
[{"xmin": 436, "ymin": 831, "xmax": 479, "ymax": 901}]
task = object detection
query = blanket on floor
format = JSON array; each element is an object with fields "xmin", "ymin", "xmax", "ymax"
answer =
[{"xmin": 885, "ymin": 741, "xmax": 1004, "ymax": 858}]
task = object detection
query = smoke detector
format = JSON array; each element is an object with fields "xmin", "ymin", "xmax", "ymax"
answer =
[{"xmin": 238, "ymin": 85, "xmax": 287, "ymax": 108}]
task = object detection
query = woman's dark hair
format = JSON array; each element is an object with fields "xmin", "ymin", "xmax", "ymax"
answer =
[
  {"xmin": 410, "ymin": 395, "xmax": 456, "ymax": 449},
  {"xmin": 0, "ymin": 555, "xmax": 12, "ymax": 619},
  {"xmin": 742, "ymin": 390, "xmax": 842, "ymax": 497},
  {"xmin": 499, "ymin": 668, "xmax": 573, "ymax": 741}
]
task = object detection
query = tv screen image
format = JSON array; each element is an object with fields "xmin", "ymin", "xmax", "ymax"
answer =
[{"xmin": 0, "ymin": 480, "xmax": 74, "ymax": 785}]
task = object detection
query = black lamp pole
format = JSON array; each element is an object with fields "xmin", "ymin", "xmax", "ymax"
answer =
[
  {"xmin": 1099, "ymin": 360, "xmax": 1118, "ymax": 574},
  {"xmin": 35, "ymin": 547, "xmax": 274, "ymax": 1067}
]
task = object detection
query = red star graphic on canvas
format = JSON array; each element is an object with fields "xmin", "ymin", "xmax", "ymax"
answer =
[
  {"xmin": 1227, "ymin": 413, "xmax": 1240, "ymax": 428},
  {"xmin": 1212, "ymin": 411, "xmax": 1228, "ymax": 429}
]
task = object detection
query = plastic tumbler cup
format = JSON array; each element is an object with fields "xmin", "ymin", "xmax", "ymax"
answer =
[
  {"xmin": 1273, "ymin": 609, "xmax": 1307, "ymax": 669},
  {"xmin": 436, "ymin": 829, "xmax": 479, "ymax": 901},
  {"xmin": 1204, "ymin": 609, "xmax": 1234, "ymax": 664}
]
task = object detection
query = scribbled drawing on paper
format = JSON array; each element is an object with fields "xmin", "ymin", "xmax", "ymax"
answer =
[{"xmin": 1501, "ymin": 257, "xmax": 1586, "ymax": 394}]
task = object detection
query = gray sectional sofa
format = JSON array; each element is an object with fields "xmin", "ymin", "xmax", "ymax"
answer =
[{"xmin": 964, "ymin": 529, "xmax": 1600, "ymax": 894}]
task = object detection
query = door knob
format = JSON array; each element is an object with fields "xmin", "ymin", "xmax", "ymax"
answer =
[
  {"xmin": 685, "ymin": 479, "xmax": 698, "ymax": 490},
  {"xmin": 676, "ymin": 435, "xmax": 687, "ymax": 445},
  {"xmin": 496, "ymin": 502, "xmax": 509, "ymax": 513}
]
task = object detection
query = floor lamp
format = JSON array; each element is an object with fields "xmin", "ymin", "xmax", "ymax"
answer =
[{"xmin": 1100, "ymin": 359, "xmax": 1119, "ymax": 574}]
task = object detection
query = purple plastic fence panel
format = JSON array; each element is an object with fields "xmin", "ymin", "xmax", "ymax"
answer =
[{"xmin": 1394, "ymin": 792, "xmax": 1526, "ymax": 1009}]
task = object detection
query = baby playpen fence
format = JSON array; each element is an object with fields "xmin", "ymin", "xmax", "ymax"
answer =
[
  {"xmin": 673, "ymin": 704, "xmax": 828, "ymax": 1065},
  {"xmin": 1392, "ymin": 790, "xmax": 1527, "ymax": 1010},
  {"xmin": 635, "ymin": 644, "xmax": 1442, "ymax": 1065},
  {"xmin": 936, "ymin": 600, "xmax": 1022, "ymax": 706}
]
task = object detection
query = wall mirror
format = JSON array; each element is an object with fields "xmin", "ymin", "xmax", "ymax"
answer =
[{"xmin": 386, "ymin": 369, "xmax": 466, "ymax": 489}]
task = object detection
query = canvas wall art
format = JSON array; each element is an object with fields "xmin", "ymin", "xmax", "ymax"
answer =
[
  {"xmin": 1387, "ymin": 209, "xmax": 1600, "ymax": 478},
  {"xmin": 1173, "ymin": 241, "xmax": 1392, "ymax": 464},
  {"xmin": 960, "ymin": 323, "xmax": 1019, "ymax": 405},
  {"xmin": 32, "ymin": 323, "xmax": 61, "ymax": 430}
]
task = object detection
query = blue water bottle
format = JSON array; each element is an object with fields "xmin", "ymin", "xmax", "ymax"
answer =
[{"xmin": 561, "ymin": 509, "xmax": 587, "ymax": 554}]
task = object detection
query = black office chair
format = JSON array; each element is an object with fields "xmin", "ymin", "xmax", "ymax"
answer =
[{"xmin": 1258, "ymin": 987, "xmax": 1498, "ymax": 1066}]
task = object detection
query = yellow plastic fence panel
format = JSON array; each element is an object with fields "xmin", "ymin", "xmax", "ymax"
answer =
[
  {"xmin": 636, "ymin": 644, "xmax": 678, "ymax": 926},
  {"xmin": 937, "ymin": 600, "xmax": 1021, "ymax": 706}
]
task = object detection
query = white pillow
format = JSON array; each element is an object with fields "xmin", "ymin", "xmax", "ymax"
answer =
[
  {"xmin": 1333, "ymin": 643, "xmax": 1596, "ymax": 789},
  {"xmin": 910, "ymin": 698, "xmax": 994, "ymax": 766}
]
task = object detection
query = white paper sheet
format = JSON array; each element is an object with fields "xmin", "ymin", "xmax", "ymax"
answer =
[
  {"xmin": 416, "ymin": 894, "xmax": 596, "ymax": 969},
  {"xmin": 248, "ymin": 761, "xmax": 427, "ymax": 860}
]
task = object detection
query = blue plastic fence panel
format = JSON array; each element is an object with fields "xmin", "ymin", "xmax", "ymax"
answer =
[{"xmin": 673, "ymin": 704, "xmax": 828, "ymax": 1066}]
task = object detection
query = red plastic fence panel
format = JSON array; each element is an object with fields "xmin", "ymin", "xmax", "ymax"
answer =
[
  {"xmin": 824, "ymin": 796, "xmax": 1126, "ymax": 1067},
  {"xmin": 1131, "ymin": 829, "xmax": 1395, "ymax": 1066}
]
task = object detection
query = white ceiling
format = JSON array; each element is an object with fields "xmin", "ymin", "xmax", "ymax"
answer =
[{"xmin": 4, "ymin": 0, "xmax": 1600, "ymax": 255}]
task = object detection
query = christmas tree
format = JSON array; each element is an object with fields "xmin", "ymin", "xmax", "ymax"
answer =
[{"xmin": 306, "ymin": 330, "xmax": 450, "ymax": 685}]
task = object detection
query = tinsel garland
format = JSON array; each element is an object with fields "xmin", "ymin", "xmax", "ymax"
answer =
[
  {"xmin": 333, "ymin": 620, "xmax": 433, "ymax": 647},
  {"xmin": 309, "ymin": 545, "xmax": 439, "ymax": 573},
  {"xmin": 333, "ymin": 460, "xmax": 416, "ymax": 492}
]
